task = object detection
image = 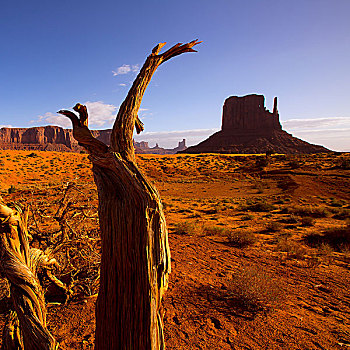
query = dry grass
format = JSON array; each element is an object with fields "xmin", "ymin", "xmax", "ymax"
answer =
[
  {"xmin": 3, "ymin": 181, "xmax": 101, "ymax": 299},
  {"xmin": 304, "ymin": 224, "xmax": 350, "ymax": 252},
  {"xmin": 228, "ymin": 266, "xmax": 284, "ymax": 313},
  {"xmin": 300, "ymin": 216, "xmax": 315, "ymax": 227},
  {"xmin": 265, "ymin": 221, "xmax": 283, "ymax": 232},
  {"xmin": 283, "ymin": 205, "xmax": 330, "ymax": 218},
  {"xmin": 332, "ymin": 208, "xmax": 350, "ymax": 220},
  {"xmin": 240, "ymin": 199, "xmax": 276, "ymax": 212},
  {"xmin": 202, "ymin": 225, "xmax": 225, "ymax": 236},
  {"xmin": 226, "ymin": 229, "xmax": 257, "ymax": 248},
  {"xmin": 172, "ymin": 221, "xmax": 199, "ymax": 235},
  {"xmin": 276, "ymin": 238, "xmax": 307, "ymax": 260}
]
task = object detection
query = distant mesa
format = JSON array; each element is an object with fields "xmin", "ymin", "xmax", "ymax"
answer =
[
  {"xmin": 134, "ymin": 139, "xmax": 187, "ymax": 154},
  {"xmin": 181, "ymin": 94, "xmax": 331, "ymax": 154},
  {"xmin": 0, "ymin": 126, "xmax": 187, "ymax": 155},
  {"xmin": 0, "ymin": 126, "xmax": 80, "ymax": 152}
]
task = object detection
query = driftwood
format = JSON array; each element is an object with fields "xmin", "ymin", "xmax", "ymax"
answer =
[
  {"xmin": 59, "ymin": 40, "xmax": 200, "ymax": 350},
  {"xmin": 0, "ymin": 203, "xmax": 58, "ymax": 350}
]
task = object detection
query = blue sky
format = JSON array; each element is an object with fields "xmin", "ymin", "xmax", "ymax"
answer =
[{"xmin": 1, "ymin": 0, "xmax": 349, "ymax": 151}]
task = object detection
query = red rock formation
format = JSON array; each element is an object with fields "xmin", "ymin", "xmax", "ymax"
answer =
[
  {"xmin": 221, "ymin": 95, "xmax": 281, "ymax": 133},
  {"xmin": 182, "ymin": 94, "xmax": 331, "ymax": 154},
  {"xmin": 0, "ymin": 126, "xmax": 79, "ymax": 151},
  {"xmin": 173, "ymin": 139, "xmax": 187, "ymax": 152},
  {"xmin": 0, "ymin": 126, "xmax": 186, "ymax": 154},
  {"xmin": 134, "ymin": 139, "xmax": 187, "ymax": 154}
]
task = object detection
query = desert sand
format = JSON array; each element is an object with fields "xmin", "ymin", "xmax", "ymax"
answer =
[{"xmin": 0, "ymin": 150, "xmax": 349, "ymax": 349}]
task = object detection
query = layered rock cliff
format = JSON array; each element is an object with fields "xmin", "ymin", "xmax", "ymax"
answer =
[
  {"xmin": 182, "ymin": 94, "xmax": 331, "ymax": 154},
  {"xmin": 0, "ymin": 126, "xmax": 186, "ymax": 154},
  {"xmin": 0, "ymin": 126, "xmax": 79, "ymax": 151}
]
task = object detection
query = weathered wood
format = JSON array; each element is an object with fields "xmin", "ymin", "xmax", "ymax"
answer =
[
  {"xmin": 0, "ymin": 204, "xmax": 58, "ymax": 350},
  {"xmin": 1, "ymin": 310, "xmax": 22, "ymax": 350},
  {"xmin": 59, "ymin": 40, "xmax": 200, "ymax": 350}
]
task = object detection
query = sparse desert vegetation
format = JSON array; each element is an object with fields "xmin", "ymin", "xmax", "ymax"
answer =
[{"xmin": 0, "ymin": 150, "xmax": 349, "ymax": 349}]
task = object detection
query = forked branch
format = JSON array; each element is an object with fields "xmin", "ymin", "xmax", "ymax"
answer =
[
  {"xmin": 58, "ymin": 103, "xmax": 108, "ymax": 155},
  {"xmin": 58, "ymin": 40, "xmax": 201, "ymax": 162},
  {"xmin": 110, "ymin": 39, "xmax": 201, "ymax": 161}
]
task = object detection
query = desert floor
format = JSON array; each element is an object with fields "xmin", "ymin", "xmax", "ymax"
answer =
[{"xmin": 0, "ymin": 150, "xmax": 349, "ymax": 349}]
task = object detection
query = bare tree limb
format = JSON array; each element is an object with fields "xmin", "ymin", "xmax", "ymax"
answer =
[
  {"xmin": 0, "ymin": 203, "xmax": 58, "ymax": 350},
  {"xmin": 58, "ymin": 40, "xmax": 200, "ymax": 350},
  {"xmin": 110, "ymin": 39, "xmax": 201, "ymax": 162}
]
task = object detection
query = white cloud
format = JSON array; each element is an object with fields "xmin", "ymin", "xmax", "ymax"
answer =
[
  {"xmin": 281, "ymin": 117, "xmax": 350, "ymax": 152},
  {"xmin": 282, "ymin": 117, "xmax": 350, "ymax": 130},
  {"xmin": 35, "ymin": 101, "xmax": 118, "ymax": 129},
  {"xmin": 84, "ymin": 101, "xmax": 117, "ymax": 127},
  {"xmin": 289, "ymin": 129, "xmax": 350, "ymax": 152},
  {"xmin": 119, "ymin": 83, "xmax": 126, "ymax": 87},
  {"xmin": 0, "ymin": 124, "xmax": 12, "ymax": 128},
  {"xmin": 112, "ymin": 64, "xmax": 139, "ymax": 76},
  {"xmin": 41, "ymin": 112, "xmax": 72, "ymax": 128}
]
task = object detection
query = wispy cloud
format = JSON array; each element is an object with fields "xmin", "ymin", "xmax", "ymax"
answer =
[
  {"xmin": 133, "ymin": 120, "xmax": 350, "ymax": 151},
  {"xmin": 84, "ymin": 101, "xmax": 117, "ymax": 127},
  {"xmin": 112, "ymin": 64, "xmax": 139, "ymax": 76},
  {"xmin": 119, "ymin": 83, "xmax": 127, "ymax": 87},
  {"xmin": 35, "ymin": 101, "xmax": 118, "ymax": 129},
  {"xmin": 282, "ymin": 117, "xmax": 350, "ymax": 151},
  {"xmin": 37, "ymin": 112, "xmax": 72, "ymax": 128},
  {"xmin": 0, "ymin": 124, "xmax": 13, "ymax": 128},
  {"xmin": 282, "ymin": 117, "xmax": 350, "ymax": 130}
]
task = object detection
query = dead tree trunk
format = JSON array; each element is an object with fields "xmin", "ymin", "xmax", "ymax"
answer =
[
  {"xmin": 59, "ymin": 40, "xmax": 200, "ymax": 350},
  {"xmin": 0, "ymin": 204, "xmax": 58, "ymax": 350}
]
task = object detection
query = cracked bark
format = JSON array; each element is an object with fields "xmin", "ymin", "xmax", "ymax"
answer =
[
  {"xmin": 59, "ymin": 40, "xmax": 200, "ymax": 350},
  {"xmin": 0, "ymin": 204, "xmax": 58, "ymax": 350}
]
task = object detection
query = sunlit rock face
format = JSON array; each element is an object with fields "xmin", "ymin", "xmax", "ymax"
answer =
[
  {"xmin": 0, "ymin": 126, "xmax": 186, "ymax": 154},
  {"xmin": 0, "ymin": 126, "xmax": 112, "ymax": 152},
  {"xmin": 181, "ymin": 94, "xmax": 331, "ymax": 154}
]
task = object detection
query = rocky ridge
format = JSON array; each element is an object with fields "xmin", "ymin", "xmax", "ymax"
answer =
[{"xmin": 0, "ymin": 126, "xmax": 186, "ymax": 154}]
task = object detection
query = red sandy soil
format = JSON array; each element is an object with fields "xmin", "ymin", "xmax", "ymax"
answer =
[{"xmin": 0, "ymin": 150, "xmax": 350, "ymax": 349}]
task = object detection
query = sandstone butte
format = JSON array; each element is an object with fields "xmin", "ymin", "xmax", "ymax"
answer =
[
  {"xmin": 181, "ymin": 94, "xmax": 331, "ymax": 154},
  {"xmin": 0, "ymin": 126, "xmax": 187, "ymax": 155}
]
